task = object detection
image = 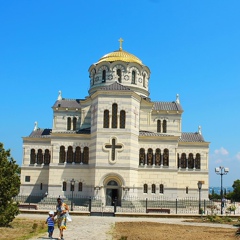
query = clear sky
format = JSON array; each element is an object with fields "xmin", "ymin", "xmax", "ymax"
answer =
[{"xmin": 0, "ymin": 0, "xmax": 239, "ymax": 187}]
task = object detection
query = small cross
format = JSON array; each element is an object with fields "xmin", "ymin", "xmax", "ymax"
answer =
[
  {"xmin": 133, "ymin": 107, "xmax": 138, "ymax": 127},
  {"xmin": 104, "ymin": 138, "xmax": 123, "ymax": 161},
  {"xmin": 118, "ymin": 38, "xmax": 124, "ymax": 50}
]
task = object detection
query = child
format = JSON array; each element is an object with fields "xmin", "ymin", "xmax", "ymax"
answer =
[{"xmin": 46, "ymin": 210, "xmax": 55, "ymax": 239}]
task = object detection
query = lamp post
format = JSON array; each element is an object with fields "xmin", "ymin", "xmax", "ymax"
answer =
[
  {"xmin": 215, "ymin": 166, "xmax": 229, "ymax": 215},
  {"xmin": 70, "ymin": 178, "xmax": 75, "ymax": 211},
  {"xmin": 197, "ymin": 181, "xmax": 202, "ymax": 214}
]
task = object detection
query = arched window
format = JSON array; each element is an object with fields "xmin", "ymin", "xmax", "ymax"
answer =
[
  {"xmin": 131, "ymin": 70, "xmax": 136, "ymax": 84},
  {"xmin": 152, "ymin": 184, "xmax": 156, "ymax": 194},
  {"xmin": 120, "ymin": 110, "xmax": 126, "ymax": 128},
  {"xmin": 102, "ymin": 70, "xmax": 106, "ymax": 82},
  {"xmin": 155, "ymin": 148, "xmax": 161, "ymax": 166},
  {"xmin": 44, "ymin": 149, "xmax": 50, "ymax": 165},
  {"xmin": 59, "ymin": 146, "xmax": 65, "ymax": 163},
  {"xmin": 67, "ymin": 146, "xmax": 73, "ymax": 163},
  {"xmin": 160, "ymin": 184, "xmax": 164, "ymax": 194},
  {"xmin": 163, "ymin": 149, "xmax": 169, "ymax": 166},
  {"xmin": 195, "ymin": 153, "xmax": 201, "ymax": 169},
  {"xmin": 40, "ymin": 183, "xmax": 43, "ymax": 190},
  {"xmin": 37, "ymin": 149, "xmax": 43, "ymax": 164},
  {"xmin": 157, "ymin": 120, "xmax": 161, "ymax": 133},
  {"xmin": 67, "ymin": 117, "xmax": 71, "ymax": 130},
  {"xmin": 75, "ymin": 146, "xmax": 81, "ymax": 163},
  {"xmin": 188, "ymin": 153, "xmax": 194, "ymax": 169},
  {"xmin": 112, "ymin": 103, "xmax": 118, "ymax": 128},
  {"xmin": 180, "ymin": 153, "xmax": 187, "ymax": 168},
  {"xmin": 139, "ymin": 148, "xmax": 145, "ymax": 165},
  {"xmin": 186, "ymin": 187, "xmax": 189, "ymax": 194},
  {"xmin": 143, "ymin": 74, "xmax": 146, "ymax": 87},
  {"xmin": 147, "ymin": 148, "xmax": 153, "ymax": 165},
  {"xmin": 73, "ymin": 117, "xmax": 77, "ymax": 131},
  {"xmin": 103, "ymin": 110, "xmax": 109, "ymax": 128},
  {"xmin": 143, "ymin": 184, "xmax": 148, "ymax": 193},
  {"xmin": 83, "ymin": 147, "xmax": 89, "ymax": 164},
  {"xmin": 117, "ymin": 69, "xmax": 121, "ymax": 83},
  {"xmin": 163, "ymin": 120, "xmax": 167, "ymax": 133},
  {"xmin": 62, "ymin": 181, "xmax": 67, "ymax": 191},
  {"xmin": 78, "ymin": 182, "xmax": 83, "ymax": 191},
  {"xmin": 30, "ymin": 149, "xmax": 36, "ymax": 164}
]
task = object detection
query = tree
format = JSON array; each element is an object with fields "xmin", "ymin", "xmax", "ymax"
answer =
[
  {"xmin": 0, "ymin": 142, "xmax": 20, "ymax": 226},
  {"xmin": 231, "ymin": 179, "xmax": 240, "ymax": 202}
]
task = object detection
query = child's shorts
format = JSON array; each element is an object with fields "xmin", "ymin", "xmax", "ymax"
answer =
[{"xmin": 48, "ymin": 226, "xmax": 54, "ymax": 233}]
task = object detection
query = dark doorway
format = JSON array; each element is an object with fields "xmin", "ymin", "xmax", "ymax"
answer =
[{"xmin": 106, "ymin": 188, "xmax": 119, "ymax": 206}]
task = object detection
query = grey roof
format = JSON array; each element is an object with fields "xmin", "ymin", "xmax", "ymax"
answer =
[
  {"xmin": 28, "ymin": 129, "xmax": 52, "ymax": 138},
  {"xmin": 100, "ymin": 82, "xmax": 132, "ymax": 91},
  {"xmin": 179, "ymin": 132, "xmax": 205, "ymax": 142},
  {"xmin": 52, "ymin": 99, "xmax": 82, "ymax": 109},
  {"xmin": 139, "ymin": 130, "xmax": 173, "ymax": 137},
  {"xmin": 153, "ymin": 102, "xmax": 183, "ymax": 111},
  {"xmin": 52, "ymin": 128, "xmax": 91, "ymax": 135}
]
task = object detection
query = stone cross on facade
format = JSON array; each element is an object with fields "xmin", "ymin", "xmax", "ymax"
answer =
[
  {"xmin": 104, "ymin": 138, "xmax": 123, "ymax": 161},
  {"xmin": 133, "ymin": 107, "xmax": 138, "ymax": 128}
]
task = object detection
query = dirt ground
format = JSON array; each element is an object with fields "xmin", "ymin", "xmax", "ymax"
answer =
[{"xmin": 112, "ymin": 222, "xmax": 240, "ymax": 240}]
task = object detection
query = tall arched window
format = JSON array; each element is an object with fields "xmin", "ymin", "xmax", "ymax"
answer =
[
  {"xmin": 163, "ymin": 120, "xmax": 167, "ymax": 133},
  {"xmin": 112, "ymin": 103, "xmax": 118, "ymax": 128},
  {"xmin": 117, "ymin": 69, "xmax": 121, "ymax": 83},
  {"xmin": 67, "ymin": 146, "xmax": 73, "ymax": 163},
  {"xmin": 120, "ymin": 110, "xmax": 126, "ymax": 128},
  {"xmin": 147, "ymin": 148, "xmax": 153, "ymax": 165},
  {"xmin": 131, "ymin": 70, "xmax": 136, "ymax": 84},
  {"xmin": 195, "ymin": 153, "xmax": 201, "ymax": 169},
  {"xmin": 75, "ymin": 146, "xmax": 81, "ymax": 163},
  {"xmin": 78, "ymin": 182, "xmax": 83, "ymax": 191},
  {"xmin": 143, "ymin": 74, "xmax": 146, "ymax": 87},
  {"xmin": 83, "ymin": 147, "xmax": 89, "ymax": 164},
  {"xmin": 139, "ymin": 148, "xmax": 145, "ymax": 165},
  {"xmin": 152, "ymin": 184, "xmax": 156, "ymax": 194},
  {"xmin": 37, "ymin": 149, "xmax": 43, "ymax": 164},
  {"xmin": 30, "ymin": 149, "xmax": 36, "ymax": 164},
  {"xmin": 67, "ymin": 117, "xmax": 71, "ymax": 130},
  {"xmin": 180, "ymin": 153, "xmax": 187, "ymax": 168},
  {"xmin": 59, "ymin": 146, "xmax": 65, "ymax": 163},
  {"xmin": 186, "ymin": 187, "xmax": 189, "ymax": 194},
  {"xmin": 155, "ymin": 148, "xmax": 161, "ymax": 166},
  {"xmin": 160, "ymin": 184, "xmax": 164, "ymax": 194},
  {"xmin": 143, "ymin": 184, "xmax": 148, "ymax": 193},
  {"xmin": 73, "ymin": 117, "xmax": 77, "ymax": 131},
  {"xmin": 163, "ymin": 148, "xmax": 169, "ymax": 166},
  {"xmin": 40, "ymin": 183, "xmax": 43, "ymax": 190},
  {"xmin": 188, "ymin": 153, "xmax": 194, "ymax": 169},
  {"xmin": 102, "ymin": 70, "xmax": 106, "ymax": 82},
  {"xmin": 157, "ymin": 120, "xmax": 161, "ymax": 133},
  {"xmin": 62, "ymin": 181, "xmax": 67, "ymax": 191},
  {"xmin": 44, "ymin": 149, "xmax": 50, "ymax": 165},
  {"xmin": 103, "ymin": 110, "xmax": 109, "ymax": 128}
]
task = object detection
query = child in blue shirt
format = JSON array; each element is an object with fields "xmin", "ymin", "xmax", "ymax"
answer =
[{"xmin": 46, "ymin": 211, "xmax": 55, "ymax": 239}]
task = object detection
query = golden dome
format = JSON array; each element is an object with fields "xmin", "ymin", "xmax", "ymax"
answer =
[{"xmin": 97, "ymin": 49, "xmax": 143, "ymax": 65}]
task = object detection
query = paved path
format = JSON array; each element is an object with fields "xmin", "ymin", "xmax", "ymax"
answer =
[{"xmin": 18, "ymin": 214, "xmax": 235, "ymax": 240}]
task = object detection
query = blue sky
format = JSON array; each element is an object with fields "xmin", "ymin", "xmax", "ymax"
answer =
[{"xmin": 0, "ymin": 0, "xmax": 239, "ymax": 187}]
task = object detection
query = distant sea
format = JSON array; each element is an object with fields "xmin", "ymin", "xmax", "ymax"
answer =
[{"xmin": 209, "ymin": 186, "xmax": 233, "ymax": 194}]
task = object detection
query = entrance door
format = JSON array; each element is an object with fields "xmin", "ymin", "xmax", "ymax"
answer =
[{"xmin": 106, "ymin": 188, "xmax": 119, "ymax": 206}]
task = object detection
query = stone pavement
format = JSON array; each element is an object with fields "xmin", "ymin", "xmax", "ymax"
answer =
[{"xmin": 18, "ymin": 214, "xmax": 235, "ymax": 240}]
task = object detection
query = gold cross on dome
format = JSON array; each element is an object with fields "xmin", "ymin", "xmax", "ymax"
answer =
[{"xmin": 118, "ymin": 38, "xmax": 124, "ymax": 50}]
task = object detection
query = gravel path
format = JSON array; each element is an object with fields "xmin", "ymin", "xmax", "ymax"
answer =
[{"xmin": 18, "ymin": 214, "xmax": 235, "ymax": 240}]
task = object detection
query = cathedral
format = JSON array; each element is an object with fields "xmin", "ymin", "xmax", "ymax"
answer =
[{"xmin": 20, "ymin": 40, "xmax": 210, "ymax": 205}]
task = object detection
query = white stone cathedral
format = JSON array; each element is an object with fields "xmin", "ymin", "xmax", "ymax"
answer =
[{"xmin": 20, "ymin": 40, "xmax": 210, "ymax": 205}]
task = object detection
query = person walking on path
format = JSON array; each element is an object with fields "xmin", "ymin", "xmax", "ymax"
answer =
[
  {"xmin": 45, "ymin": 211, "xmax": 55, "ymax": 239},
  {"xmin": 55, "ymin": 197, "xmax": 69, "ymax": 240}
]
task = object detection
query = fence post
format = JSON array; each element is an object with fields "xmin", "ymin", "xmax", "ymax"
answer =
[
  {"xmin": 88, "ymin": 197, "xmax": 92, "ymax": 212},
  {"xmin": 114, "ymin": 197, "xmax": 117, "ymax": 213},
  {"xmin": 176, "ymin": 198, "xmax": 178, "ymax": 214},
  {"xmin": 204, "ymin": 199, "xmax": 206, "ymax": 214},
  {"xmin": 146, "ymin": 198, "xmax": 148, "ymax": 213}
]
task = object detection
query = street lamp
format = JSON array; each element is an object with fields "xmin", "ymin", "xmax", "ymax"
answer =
[
  {"xmin": 215, "ymin": 166, "xmax": 229, "ymax": 215},
  {"xmin": 70, "ymin": 178, "xmax": 75, "ymax": 211},
  {"xmin": 197, "ymin": 181, "xmax": 202, "ymax": 214}
]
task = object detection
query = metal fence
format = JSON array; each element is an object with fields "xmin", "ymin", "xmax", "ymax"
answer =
[{"xmin": 14, "ymin": 194, "xmax": 240, "ymax": 215}]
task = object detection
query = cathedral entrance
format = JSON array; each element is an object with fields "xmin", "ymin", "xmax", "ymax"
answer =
[{"xmin": 105, "ymin": 180, "xmax": 121, "ymax": 206}]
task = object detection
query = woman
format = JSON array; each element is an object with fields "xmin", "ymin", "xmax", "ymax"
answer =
[{"xmin": 55, "ymin": 197, "xmax": 69, "ymax": 240}]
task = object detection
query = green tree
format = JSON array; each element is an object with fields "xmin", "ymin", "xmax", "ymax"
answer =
[
  {"xmin": 231, "ymin": 179, "xmax": 240, "ymax": 202},
  {"xmin": 0, "ymin": 142, "xmax": 20, "ymax": 226}
]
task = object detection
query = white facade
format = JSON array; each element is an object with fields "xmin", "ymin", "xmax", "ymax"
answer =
[{"xmin": 20, "ymin": 45, "xmax": 210, "ymax": 205}]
